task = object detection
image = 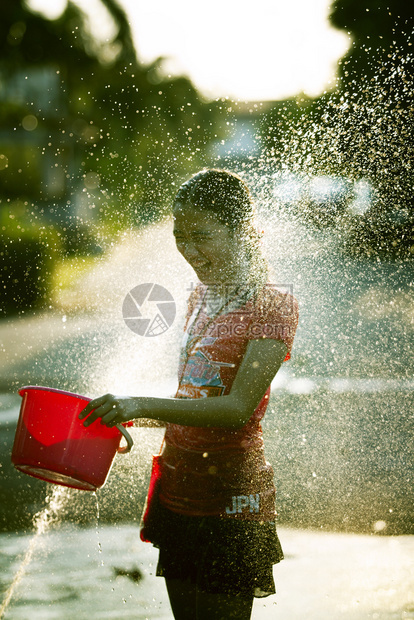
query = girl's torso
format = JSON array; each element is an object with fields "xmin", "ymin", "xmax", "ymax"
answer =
[{"xmin": 160, "ymin": 282, "xmax": 298, "ymax": 520}]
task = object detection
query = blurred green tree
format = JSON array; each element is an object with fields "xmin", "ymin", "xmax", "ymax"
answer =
[
  {"xmin": 328, "ymin": 0, "xmax": 413, "ymax": 257},
  {"xmin": 259, "ymin": 2, "xmax": 413, "ymax": 257},
  {"xmin": 0, "ymin": 0, "xmax": 224, "ymax": 314},
  {"xmin": 329, "ymin": 0, "xmax": 413, "ymax": 95},
  {"xmin": 0, "ymin": 0, "xmax": 222, "ymax": 234}
]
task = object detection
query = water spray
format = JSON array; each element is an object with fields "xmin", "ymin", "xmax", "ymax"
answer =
[{"xmin": 0, "ymin": 486, "xmax": 69, "ymax": 618}]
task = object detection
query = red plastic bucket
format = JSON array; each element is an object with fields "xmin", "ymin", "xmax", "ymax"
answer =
[{"xmin": 11, "ymin": 386, "xmax": 134, "ymax": 491}]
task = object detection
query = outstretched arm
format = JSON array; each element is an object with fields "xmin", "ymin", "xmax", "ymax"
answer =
[{"xmin": 79, "ymin": 339, "xmax": 287, "ymax": 430}]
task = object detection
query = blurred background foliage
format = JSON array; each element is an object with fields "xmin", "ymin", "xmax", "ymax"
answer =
[
  {"xmin": 260, "ymin": 0, "xmax": 413, "ymax": 258},
  {"xmin": 0, "ymin": 0, "xmax": 413, "ymax": 316}
]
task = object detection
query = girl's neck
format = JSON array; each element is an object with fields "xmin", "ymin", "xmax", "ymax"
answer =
[
  {"xmin": 205, "ymin": 261, "xmax": 268, "ymax": 293},
  {"xmin": 203, "ymin": 269, "xmax": 268, "ymax": 318}
]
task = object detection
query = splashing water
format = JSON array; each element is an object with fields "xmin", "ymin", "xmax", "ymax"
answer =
[
  {"xmin": 1, "ymin": 28, "xmax": 412, "ymax": 610},
  {"xmin": 93, "ymin": 491, "xmax": 104, "ymax": 565},
  {"xmin": 0, "ymin": 485, "xmax": 69, "ymax": 618}
]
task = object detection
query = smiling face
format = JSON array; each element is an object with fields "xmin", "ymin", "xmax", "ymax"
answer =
[{"xmin": 173, "ymin": 205, "xmax": 247, "ymax": 285}]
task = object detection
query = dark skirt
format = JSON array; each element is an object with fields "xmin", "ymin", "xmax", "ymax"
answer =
[{"xmin": 149, "ymin": 502, "xmax": 284, "ymax": 598}]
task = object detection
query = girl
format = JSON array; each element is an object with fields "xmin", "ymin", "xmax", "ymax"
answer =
[{"xmin": 79, "ymin": 169, "xmax": 299, "ymax": 620}]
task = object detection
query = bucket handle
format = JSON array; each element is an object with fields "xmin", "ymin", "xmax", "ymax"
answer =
[{"xmin": 116, "ymin": 424, "xmax": 134, "ymax": 454}]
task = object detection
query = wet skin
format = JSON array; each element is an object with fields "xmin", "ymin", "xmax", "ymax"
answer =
[
  {"xmin": 77, "ymin": 202, "xmax": 288, "ymax": 620},
  {"xmin": 172, "ymin": 205, "xmax": 249, "ymax": 285},
  {"xmin": 78, "ymin": 206, "xmax": 288, "ymax": 430}
]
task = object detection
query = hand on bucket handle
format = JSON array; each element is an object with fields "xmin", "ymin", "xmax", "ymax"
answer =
[{"xmin": 116, "ymin": 424, "xmax": 134, "ymax": 454}]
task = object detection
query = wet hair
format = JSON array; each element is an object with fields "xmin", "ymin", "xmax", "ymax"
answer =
[
  {"xmin": 173, "ymin": 169, "xmax": 254, "ymax": 233},
  {"xmin": 174, "ymin": 169, "xmax": 269, "ymax": 284}
]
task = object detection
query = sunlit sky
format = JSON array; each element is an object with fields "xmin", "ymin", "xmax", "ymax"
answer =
[{"xmin": 28, "ymin": 0, "xmax": 350, "ymax": 101}]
